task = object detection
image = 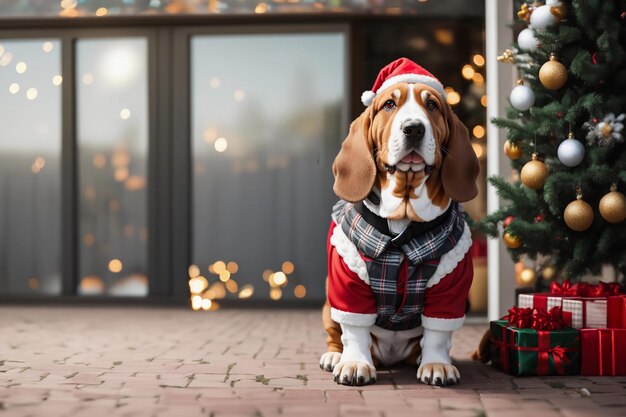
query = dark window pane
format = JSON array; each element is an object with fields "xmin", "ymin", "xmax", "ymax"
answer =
[
  {"xmin": 191, "ymin": 33, "xmax": 345, "ymax": 305},
  {"xmin": 76, "ymin": 38, "xmax": 149, "ymax": 296},
  {"xmin": 0, "ymin": 39, "xmax": 62, "ymax": 295}
]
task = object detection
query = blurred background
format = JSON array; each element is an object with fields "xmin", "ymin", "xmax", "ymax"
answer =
[{"xmin": 0, "ymin": 0, "xmax": 488, "ymax": 313}]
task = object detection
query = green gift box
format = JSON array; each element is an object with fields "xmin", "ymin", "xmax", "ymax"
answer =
[{"xmin": 490, "ymin": 319, "xmax": 580, "ymax": 376}]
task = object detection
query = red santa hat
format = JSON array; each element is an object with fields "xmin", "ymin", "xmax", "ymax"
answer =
[{"xmin": 361, "ymin": 57, "xmax": 446, "ymax": 106}]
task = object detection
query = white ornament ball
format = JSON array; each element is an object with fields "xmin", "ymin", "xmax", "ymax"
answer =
[
  {"xmin": 518, "ymin": 28, "xmax": 539, "ymax": 51},
  {"xmin": 546, "ymin": 0, "xmax": 560, "ymax": 6},
  {"xmin": 530, "ymin": 5, "xmax": 557, "ymax": 31},
  {"xmin": 557, "ymin": 136, "xmax": 585, "ymax": 167},
  {"xmin": 510, "ymin": 84, "xmax": 535, "ymax": 111}
]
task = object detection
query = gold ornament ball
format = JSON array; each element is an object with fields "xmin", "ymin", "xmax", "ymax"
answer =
[
  {"xmin": 504, "ymin": 140, "xmax": 522, "ymax": 160},
  {"xmin": 503, "ymin": 232, "xmax": 522, "ymax": 249},
  {"xmin": 517, "ymin": 268, "xmax": 537, "ymax": 286},
  {"xmin": 564, "ymin": 199, "xmax": 594, "ymax": 231},
  {"xmin": 539, "ymin": 55, "xmax": 568, "ymax": 90},
  {"xmin": 520, "ymin": 159, "xmax": 549, "ymax": 189},
  {"xmin": 541, "ymin": 265, "xmax": 557, "ymax": 281},
  {"xmin": 599, "ymin": 190, "xmax": 626, "ymax": 223}
]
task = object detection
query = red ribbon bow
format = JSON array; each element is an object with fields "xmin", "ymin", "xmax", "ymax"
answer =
[
  {"xmin": 504, "ymin": 306, "xmax": 565, "ymax": 330},
  {"xmin": 550, "ymin": 279, "xmax": 622, "ymax": 297}
]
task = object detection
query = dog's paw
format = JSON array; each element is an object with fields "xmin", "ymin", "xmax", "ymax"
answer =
[
  {"xmin": 319, "ymin": 351, "xmax": 342, "ymax": 372},
  {"xmin": 332, "ymin": 361, "xmax": 377, "ymax": 386},
  {"xmin": 417, "ymin": 363, "xmax": 460, "ymax": 386}
]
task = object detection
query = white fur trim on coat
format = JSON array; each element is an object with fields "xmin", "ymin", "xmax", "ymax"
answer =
[
  {"xmin": 331, "ymin": 308, "xmax": 377, "ymax": 327},
  {"xmin": 421, "ymin": 315, "xmax": 465, "ymax": 331},
  {"xmin": 361, "ymin": 73, "xmax": 447, "ymax": 106},
  {"xmin": 425, "ymin": 224, "xmax": 472, "ymax": 289},
  {"xmin": 330, "ymin": 225, "xmax": 369, "ymax": 284}
]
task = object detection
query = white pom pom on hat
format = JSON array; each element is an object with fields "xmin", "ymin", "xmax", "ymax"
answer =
[{"xmin": 361, "ymin": 57, "xmax": 446, "ymax": 107}]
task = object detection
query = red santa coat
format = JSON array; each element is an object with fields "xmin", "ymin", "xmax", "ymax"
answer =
[{"xmin": 327, "ymin": 221, "xmax": 474, "ymax": 331}]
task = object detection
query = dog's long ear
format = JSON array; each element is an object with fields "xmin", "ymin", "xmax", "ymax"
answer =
[
  {"xmin": 441, "ymin": 108, "xmax": 479, "ymax": 202},
  {"xmin": 332, "ymin": 106, "xmax": 376, "ymax": 203}
]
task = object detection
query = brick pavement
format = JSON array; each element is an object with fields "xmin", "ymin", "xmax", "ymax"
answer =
[{"xmin": 0, "ymin": 307, "xmax": 625, "ymax": 417}]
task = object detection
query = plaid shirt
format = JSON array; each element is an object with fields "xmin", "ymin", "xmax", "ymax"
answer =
[{"xmin": 331, "ymin": 200, "xmax": 466, "ymax": 331}]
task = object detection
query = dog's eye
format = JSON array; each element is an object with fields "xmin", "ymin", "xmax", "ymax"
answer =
[
  {"xmin": 383, "ymin": 99, "xmax": 396, "ymax": 111},
  {"xmin": 426, "ymin": 99, "xmax": 438, "ymax": 111}
]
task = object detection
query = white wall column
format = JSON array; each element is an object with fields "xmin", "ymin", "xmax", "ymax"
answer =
[{"xmin": 486, "ymin": 0, "xmax": 516, "ymax": 320}]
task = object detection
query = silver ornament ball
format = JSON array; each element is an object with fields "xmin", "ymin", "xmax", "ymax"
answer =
[
  {"xmin": 510, "ymin": 84, "xmax": 535, "ymax": 111},
  {"xmin": 517, "ymin": 28, "xmax": 539, "ymax": 51},
  {"xmin": 557, "ymin": 136, "xmax": 585, "ymax": 167},
  {"xmin": 530, "ymin": 5, "xmax": 557, "ymax": 31}
]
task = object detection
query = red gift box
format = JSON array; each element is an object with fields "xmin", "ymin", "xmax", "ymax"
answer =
[
  {"xmin": 607, "ymin": 295, "xmax": 626, "ymax": 329},
  {"xmin": 580, "ymin": 328, "xmax": 626, "ymax": 376}
]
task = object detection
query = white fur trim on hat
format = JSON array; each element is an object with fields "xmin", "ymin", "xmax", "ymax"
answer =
[
  {"xmin": 331, "ymin": 308, "xmax": 377, "ymax": 327},
  {"xmin": 421, "ymin": 315, "xmax": 466, "ymax": 331},
  {"xmin": 361, "ymin": 73, "xmax": 447, "ymax": 106}
]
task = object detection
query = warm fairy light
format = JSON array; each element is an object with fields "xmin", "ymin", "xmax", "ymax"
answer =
[
  {"xmin": 201, "ymin": 298, "xmax": 212, "ymax": 310},
  {"xmin": 52, "ymin": 75, "xmax": 63, "ymax": 86},
  {"xmin": 108, "ymin": 259, "xmax": 123, "ymax": 273},
  {"xmin": 226, "ymin": 279, "xmax": 238, "ymax": 293},
  {"xmin": 139, "ymin": 228, "xmax": 147, "ymax": 241},
  {"xmin": 9, "ymin": 83, "xmax": 19, "ymax": 94},
  {"xmin": 111, "ymin": 150, "xmax": 129, "ymax": 167},
  {"xmin": 472, "ymin": 142, "xmax": 484, "ymax": 159},
  {"xmin": 61, "ymin": 0, "xmax": 77, "ymax": 8},
  {"xmin": 255, "ymin": 2, "xmax": 268, "ymax": 13},
  {"xmin": 239, "ymin": 285, "xmax": 254, "ymax": 299},
  {"xmin": 234, "ymin": 89, "xmax": 246, "ymax": 101},
  {"xmin": 84, "ymin": 186, "xmax": 96, "ymax": 201},
  {"xmin": 101, "ymin": 45, "xmax": 140, "ymax": 87},
  {"xmin": 444, "ymin": 86, "xmax": 454, "ymax": 94},
  {"xmin": 123, "ymin": 224, "xmax": 135, "ymax": 237},
  {"xmin": 191, "ymin": 295, "xmax": 202, "ymax": 310},
  {"xmin": 125, "ymin": 176, "xmax": 146, "ymax": 191},
  {"xmin": 262, "ymin": 269, "xmax": 273, "ymax": 281},
  {"xmin": 226, "ymin": 261, "xmax": 239, "ymax": 273},
  {"xmin": 473, "ymin": 54, "xmax": 485, "ymax": 67},
  {"xmin": 281, "ymin": 261, "xmax": 294, "ymax": 275},
  {"xmin": 83, "ymin": 233, "xmax": 95, "ymax": 247},
  {"xmin": 114, "ymin": 167, "xmax": 129, "ymax": 182},
  {"xmin": 272, "ymin": 271, "xmax": 287, "ymax": 286},
  {"xmin": 188, "ymin": 264, "xmax": 200, "ymax": 278},
  {"xmin": 0, "ymin": 52, "xmax": 13, "ymax": 67},
  {"xmin": 209, "ymin": 77, "xmax": 221, "ymax": 88},
  {"xmin": 26, "ymin": 88, "xmax": 38, "ymax": 100},
  {"xmin": 480, "ymin": 95, "xmax": 488, "ymax": 107},
  {"xmin": 446, "ymin": 91, "xmax": 461, "ymax": 106},
  {"xmin": 214, "ymin": 137, "xmax": 228, "ymax": 153},
  {"xmin": 28, "ymin": 277, "xmax": 39, "ymax": 289},
  {"xmin": 96, "ymin": 7, "xmax": 109, "ymax": 16},
  {"xmin": 189, "ymin": 275, "xmax": 208, "ymax": 293},
  {"xmin": 211, "ymin": 282, "xmax": 227, "ymax": 299},
  {"xmin": 79, "ymin": 276, "xmax": 104, "ymax": 295},
  {"xmin": 213, "ymin": 261, "xmax": 226, "ymax": 273},
  {"xmin": 82, "ymin": 73, "xmax": 94, "ymax": 85},
  {"xmin": 473, "ymin": 125, "xmax": 485, "ymax": 139},
  {"xmin": 270, "ymin": 288, "xmax": 282, "ymax": 300},
  {"xmin": 42, "ymin": 42, "xmax": 54, "ymax": 53},
  {"xmin": 109, "ymin": 199, "xmax": 120, "ymax": 212},
  {"xmin": 219, "ymin": 270, "xmax": 231, "ymax": 282},
  {"xmin": 203, "ymin": 127, "xmax": 218, "ymax": 143},
  {"xmin": 33, "ymin": 156, "xmax": 45, "ymax": 169},
  {"xmin": 472, "ymin": 73, "xmax": 485, "ymax": 86},
  {"xmin": 120, "ymin": 108, "xmax": 131, "ymax": 120},
  {"xmin": 15, "ymin": 61, "xmax": 27, "ymax": 74},
  {"xmin": 31, "ymin": 163, "xmax": 41, "ymax": 174},
  {"xmin": 434, "ymin": 29, "xmax": 454, "ymax": 45},
  {"xmin": 461, "ymin": 65, "xmax": 474, "ymax": 80},
  {"xmin": 0, "ymin": 44, "xmax": 5, "ymax": 56},
  {"xmin": 294, "ymin": 285, "xmax": 306, "ymax": 298},
  {"xmin": 93, "ymin": 153, "xmax": 106, "ymax": 169}
]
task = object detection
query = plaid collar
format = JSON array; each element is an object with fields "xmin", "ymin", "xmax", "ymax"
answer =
[{"xmin": 331, "ymin": 200, "xmax": 465, "ymax": 265}]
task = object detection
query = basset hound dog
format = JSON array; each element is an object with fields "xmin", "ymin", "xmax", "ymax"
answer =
[{"xmin": 321, "ymin": 58, "xmax": 479, "ymax": 386}]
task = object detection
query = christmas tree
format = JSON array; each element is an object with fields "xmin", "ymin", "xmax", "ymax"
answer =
[{"xmin": 479, "ymin": 0, "xmax": 626, "ymax": 283}]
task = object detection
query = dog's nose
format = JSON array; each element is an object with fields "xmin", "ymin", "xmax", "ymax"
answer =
[{"xmin": 401, "ymin": 120, "xmax": 426, "ymax": 142}]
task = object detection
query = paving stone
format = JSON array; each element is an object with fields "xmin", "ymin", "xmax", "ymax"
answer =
[{"xmin": 0, "ymin": 306, "xmax": 624, "ymax": 417}]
